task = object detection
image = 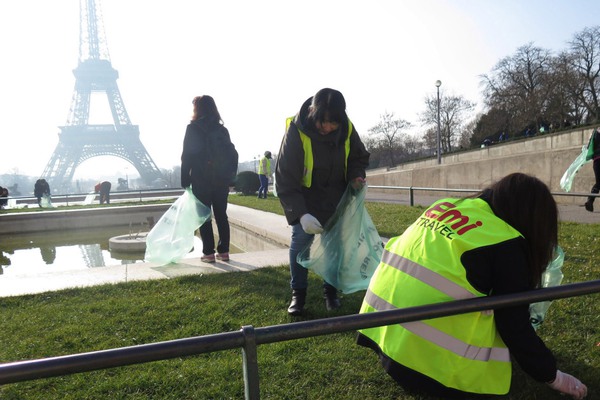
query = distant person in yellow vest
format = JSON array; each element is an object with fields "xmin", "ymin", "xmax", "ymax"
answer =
[
  {"xmin": 275, "ymin": 88, "xmax": 370, "ymax": 316},
  {"xmin": 357, "ymin": 173, "xmax": 587, "ymax": 399},
  {"xmin": 257, "ymin": 151, "xmax": 272, "ymax": 199}
]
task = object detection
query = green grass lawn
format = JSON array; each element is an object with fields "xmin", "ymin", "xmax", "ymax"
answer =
[{"xmin": 0, "ymin": 193, "xmax": 598, "ymax": 399}]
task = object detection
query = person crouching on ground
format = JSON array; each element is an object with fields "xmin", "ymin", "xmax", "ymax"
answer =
[
  {"xmin": 275, "ymin": 88, "xmax": 370, "ymax": 316},
  {"xmin": 357, "ymin": 173, "xmax": 587, "ymax": 399}
]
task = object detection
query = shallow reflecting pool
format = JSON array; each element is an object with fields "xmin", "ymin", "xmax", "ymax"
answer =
[{"xmin": 0, "ymin": 226, "xmax": 228, "ymax": 277}]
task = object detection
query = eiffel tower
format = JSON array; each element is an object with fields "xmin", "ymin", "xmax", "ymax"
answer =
[{"xmin": 42, "ymin": 0, "xmax": 163, "ymax": 193}]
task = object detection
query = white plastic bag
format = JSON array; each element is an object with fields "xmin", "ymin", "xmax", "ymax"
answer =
[
  {"xmin": 145, "ymin": 187, "xmax": 212, "ymax": 265},
  {"xmin": 297, "ymin": 184, "xmax": 384, "ymax": 294},
  {"xmin": 83, "ymin": 192, "xmax": 96, "ymax": 205},
  {"xmin": 529, "ymin": 246, "xmax": 564, "ymax": 329},
  {"xmin": 40, "ymin": 194, "xmax": 54, "ymax": 208}
]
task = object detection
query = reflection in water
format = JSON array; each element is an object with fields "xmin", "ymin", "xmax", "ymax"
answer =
[
  {"xmin": 40, "ymin": 246, "xmax": 56, "ymax": 264},
  {"xmin": 0, "ymin": 226, "xmax": 150, "ymax": 276},
  {"xmin": 0, "ymin": 227, "xmax": 237, "ymax": 277},
  {"xmin": 0, "ymin": 251, "xmax": 12, "ymax": 267},
  {"xmin": 0, "ymin": 250, "xmax": 11, "ymax": 275},
  {"xmin": 80, "ymin": 244, "xmax": 105, "ymax": 268}
]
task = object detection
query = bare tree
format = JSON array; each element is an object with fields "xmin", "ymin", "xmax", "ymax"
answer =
[
  {"xmin": 458, "ymin": 118, "xmax": 477, "ymax": 149},
  {"xmin": 421, "ymin": 92, "xmax": 475, "ymax": 153},
  {"xmin": 543, "ymin": 52, "xmax": 587, "ymax": 128},
  {"xmin": 470, "ymin": 108, "xmax": 512, "ymax": 145},
  {"xmin": 568, "ymin": 26, "xmax": 600, "ymax": 123},
  {"xmin": 161, "ymin": 166, "xmax": 181, "ymax": 188},
  {"xmin": 367, "ymin": 111, "xmax": 412, "ymax": 167},
  {"xmin": 481, "ymin": 43, "xmax": 553, "ymax": 132}
]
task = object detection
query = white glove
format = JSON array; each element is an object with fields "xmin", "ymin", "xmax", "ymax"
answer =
[
  {"xmin": 548, "ymin": 370, "xmax": 587, "ymax": 399},
  {"xmin": 300, "ymin": 214, "xmax": 323, "ymax": 234}
]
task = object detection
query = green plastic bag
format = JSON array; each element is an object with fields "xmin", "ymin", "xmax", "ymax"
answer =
[
  {"xmin": 560, "ymin": 130, "xmax": 596, "ymax": 192},
  {"xmin": 529, "ymin": 246, "xmax": 564, "ymax": 329},
  {"xmin": 145, "ymin": 187, "xmax": 212, "ymax": 266},
  {"xmin": 560, "ymin": 146, "xmax": 590, "ymax": 192},
  {"xmin": 297, "ymin": 184, "xmax": 384, "ymax": 294}
]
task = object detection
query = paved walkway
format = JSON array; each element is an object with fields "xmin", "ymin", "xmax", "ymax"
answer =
[{"xmin": 1, "ymin": 193, "xmax": 597, "ymax": 298}]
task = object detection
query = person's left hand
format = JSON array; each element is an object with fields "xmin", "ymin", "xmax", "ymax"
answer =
[{"xmin": 351, "ymin": 177, "xmax": 366, "ymax": 191}]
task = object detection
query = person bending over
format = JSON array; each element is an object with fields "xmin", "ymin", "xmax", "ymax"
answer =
[{"xmin": 358, "ymin": 173, "xmax": 587, "ymax": 399}]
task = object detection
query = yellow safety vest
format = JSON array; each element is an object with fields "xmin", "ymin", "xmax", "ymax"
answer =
[
  {"xmin": 285, "ymin": 117, "xmax": 352, "ymax": 188},
  {"xmin": 258, "ymin": 156, "xmax": 270, "ymax": 175},
  {"xmin": 359, "ymin": 198, "xmax": 522, "ymax": 395}
]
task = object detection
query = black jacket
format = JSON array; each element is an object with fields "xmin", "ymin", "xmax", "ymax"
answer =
[
  {"xmin": 181, "ymin": 117, "xmax": 238, "ymax": 188},
  {"xmin": 591, "ymin": 128, "xmax": 600, "ymax": 160},
  {"xmin": 34, "ymin": 179, "xmax": 50, "ymax": 198},
  {"xmin": 275, "ymin": 97, "xmax": 370, "ymax": 226}
]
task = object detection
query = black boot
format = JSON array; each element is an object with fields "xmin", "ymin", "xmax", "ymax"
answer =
[
  {"xmin": 287, "ymin": 289, "xmax": 307, "ymax": 316},
  {"xmin": 585, "ymin": 200, "xmax": 594, "ymax": 212},
  {"xmin": 323, "ymin": 284, "xmax": 341, "ymax": 311}
]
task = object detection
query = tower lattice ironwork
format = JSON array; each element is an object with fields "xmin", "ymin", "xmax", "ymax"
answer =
[{"xmin": 42, "ymin": 0, "xmax": 163, "ymax": 192}]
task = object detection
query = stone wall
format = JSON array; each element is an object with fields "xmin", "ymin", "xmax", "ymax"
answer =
[{"xmin": 366, "ymin": 127, "xmax": 597, "ymax": 204}]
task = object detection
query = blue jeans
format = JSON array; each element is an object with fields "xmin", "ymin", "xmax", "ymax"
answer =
[
  {"xmin": 289, "ymin": 224, "xmax": 337, "ymax": 291},
  {"xmin": 289, "ymin": 223, "xmax": 314, "ymax": 290},
  {"xmin": 258, "ymin": 174, "xmax": 269, "ymax": 198}
]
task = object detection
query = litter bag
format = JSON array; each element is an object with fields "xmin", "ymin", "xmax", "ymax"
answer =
[
  {"xmin": 560, "ymin": 146, "xmax": 590, "ymax": 192},
  {"xmin": 145, "ymin": 187, "xmax": 212, "ymax": 266},
  {"xmin": 297, "ymin": 184, "xmax": 384, "ymax": 294},
  {"xmin": 529, "ymin": 246, "xmax": 565, "ymax": 330},
  {"xmin": 83, "ymin": 192, "xmax": 96, "ymax": 205},
  {"xmin": 40, "ymin": 194, "xmax": 53, "ymax": 208}
]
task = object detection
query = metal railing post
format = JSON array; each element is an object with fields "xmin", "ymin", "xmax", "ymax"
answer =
[
  {"xmin": 241, "ymin": 325, "xmax": 260, "ymax": 400},
  {"xmin": 409, "ymin": 187, "xmax": 414, "ymax": 207}
]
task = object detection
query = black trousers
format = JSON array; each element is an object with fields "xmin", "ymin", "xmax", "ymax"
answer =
[
  {"xmin": 192, "ymin": 183, "xmax": 230, "ymax": 255},
  {"xmin": 588, "ymin": 159, "xmax": 600, "ymax": 204}
]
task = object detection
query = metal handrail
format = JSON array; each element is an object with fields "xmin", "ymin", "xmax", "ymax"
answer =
[
  {"xmin": 2, "ymin": 188, "xmax": 184, "ymax": 207},
  {"xmin": 3, "ymin": 186, "xmax": 597, "ymax": 209},
  {"xmin": 1, "ymin": 280, "xmax": 599, "ymax": 400},
  {"xmin": 367, "ymin": 185, "xmax": 599, "ymax": 206}
]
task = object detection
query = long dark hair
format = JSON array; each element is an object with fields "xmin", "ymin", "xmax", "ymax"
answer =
[
  {"xmin": 307, "ymin": 88, "xmax": 348, "ymax": 126},
  {"xmin": 191, "ymin": 95, "xmax": 223, "ymax": 124},
  {"xmin": 482, "ymin": 173, "xmax": 558, "ymax": 287}
]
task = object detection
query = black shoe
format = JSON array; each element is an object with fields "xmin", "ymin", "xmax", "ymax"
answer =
[
  {"xmin": 585, "ymin": 201, "xmax": 594, "ymax": 212},
  {"xmin": 323, "ymin": 285, "xmax": 341, "ymax": 311},
  {"xmin": 287, "ymin": 289, "xmax": 307, "ymax": 316}
]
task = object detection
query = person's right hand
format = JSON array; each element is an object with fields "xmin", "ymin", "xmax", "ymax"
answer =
[
  {"xmin": 300, "ymin": 214, "xmax": 323, "ymax": 234},
  {"xmin": 547, "ymin": 370, "xmax": 587, "ymax": 399}
]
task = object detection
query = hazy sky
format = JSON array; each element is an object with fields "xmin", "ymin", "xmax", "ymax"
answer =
[{"xmin": 1, "ymin": 0, "xmax": 599, "ymax": 180}]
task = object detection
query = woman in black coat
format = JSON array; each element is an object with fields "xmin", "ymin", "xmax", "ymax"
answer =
[{"xmin": 181, "ymin": 95, "xmax": 238, "ymax": 263}]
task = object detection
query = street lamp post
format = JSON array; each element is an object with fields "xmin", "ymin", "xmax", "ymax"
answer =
[
  {"xmin": 435, "ymin": 80, "xmax": 442, "ymax": 165},
  {"xmin": 124, "ymin": 166, "xmax": 129, "ymax": 190}
]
